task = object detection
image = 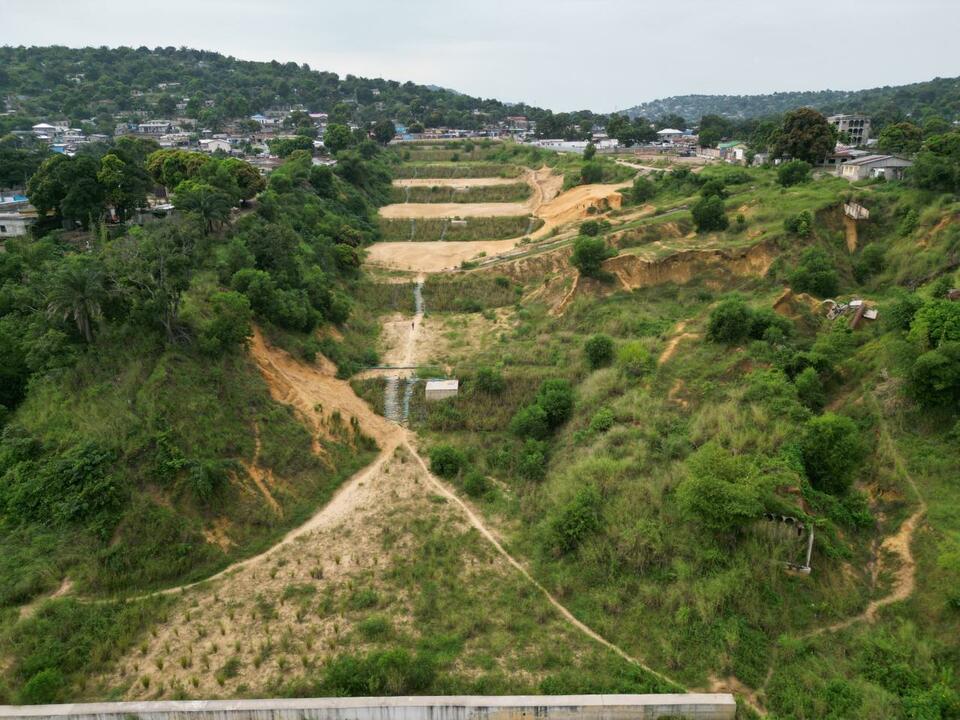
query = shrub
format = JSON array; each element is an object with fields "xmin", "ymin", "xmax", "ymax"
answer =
[
  {"xmin": 570, "ymin": 236, "xmax": 615, "ymax": 277},
  {"xmin": 589, "ymin": 407, "xmax": 615, "ymax": 433},
  {"xmin": 853, "ymin": 244, "xmax": 886, "ymax": 283},
  {"xmin": 20, "ymin": 668, "xmax": 65, "ymax": 704},
  {"xmin": 707, "ymin": 297, "xmax": 752, "ymax": 343},
  {"xmin": 191, "ymin": 291, "xmax": 251, "ymax": 357},
  {"xmin": 536, "ymin": 379, "xmax": 575, "ymax": 428},
  {"xmin": 691, "ymin": 195, "xmax": 728, "ymax": 232},
  {"xmin": 631, "ymin": 177, "xmax": 656, "ymax": 203},
  {"xmin": 516, "ymin": 439, "xmax": 548, "ymax": 481},
  {"xmin": 548, "ymin": 485, "xmax": 603, "ymax": 555},
  {"xmin": 509, "ymin": 404, "xmax": 550, "ymax": 440},
  {"xmin": 909, "ymin": 343, "xmax": 960, "ymax": 407},
  {"xmin": 428, "ymin": 445, "xmax": 467, "ymax": 478},
  {"xmin": 783, "ymin": 210, "xmax": 813, "ymax": 237},
  {"xmin": 886, "ymin": 291, "xmax": 924, "ymax": 331},
  {"xmin": 794, "ymin": 366, "xmax": 826, "ymax": 410},
  {"xmin": 789, "ymin": 247, "xmax": 839, "ymax": 297},
  {"xmin": 908, "ymin": 300, "xmax": 960, "ymax": 350},
  {"xmin": 356, "ymin": 615, "xmax": 392, "ymax": 640},
  {"xmin": 699, "ymin": 179, "xmax": 727, "ymax": 199},
  {"xmin": 617, "ymin": 341, "xmax": 654, "ymax": 377},
  {"xmin": 580, "ymin": 162, "xmax": 603, "ymax": 184},
  {"xmin": 777, "ymin": 159, "xmax": 812, "ymax": 187},
  {"xmin": 748, "ymin": 307, "xmax": 793, "ymax": 341},
  {"xmin": 580, "ymin": 220, "xmax": 601, "ymax": 236},
  {"xmin": 800, "ymin": 413, "xmax": 862, "ymax": 495},
  {"xmin": 319, "ymin": 650, "xmax": 436, "ymax": 696},
  {"xmin": 461, "ymin": 469, "xmax": 490, "ymax": 498},
  {"xmin": 473, "ymin": 367, "xmax": 505, "ymax": 395},
  {"xmin": 676, "ymin": 443, "xmax": 763, "ymax": 533},
  {"xmin": 585, "ymin": 334, "xmax": 615, "ymax": 369}
]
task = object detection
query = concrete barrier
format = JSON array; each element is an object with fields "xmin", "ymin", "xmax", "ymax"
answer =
[{"xmin": 0, "ymin": 694, "xmax": 737, "ymax": 720}]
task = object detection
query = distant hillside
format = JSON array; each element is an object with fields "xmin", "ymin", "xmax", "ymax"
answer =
[
  {"xmin": 0, "ymin": 46, "xmax": 599, "ymax": 135},
  {"xmin": 620, "ymin": 75, "xmax": 960, "ymax": 123}
]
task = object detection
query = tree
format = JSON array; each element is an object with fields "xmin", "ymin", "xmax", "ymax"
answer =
[
  {"xmin": 372, "ymin": 119, "xmax": 396, "ymax": 145},
  {"xmin": 777, "ymin": 159, "xmax": 812, "ymax": 187},
  {"xmin": 105, "ymin": 225, "xmax": 194, "ymax": 342},
  {"xmin": 676, "ymin": 443, "xmax": 763, "ymax": 533},
  {"xmin": 789, "ymin": 248, "xmax": 838, "ymax": 297},
  {"xmin": 45, "ymin": 254, "xmax": 107, "ymax": 343},
  {"xmin": 172, "ymin": 180, "xmax": 234, "ymax": 233},
  {"xmin": 97, "ymin": 152, "xmax": 149, "ymax": 220},
  {"xmin": 800, "ymin": 413, "xmax": 862, "ymax": 495},
  {"xmin": 267, "ymin": 135, "xmax": 314, "ymax": 158},
  {"xmin": 794, "ymin": 366, "xmax": 825, "ymax": 410},
  {"xmin": 27, "ymin": 154, "xmax": 105, "ymax": 228},
  {"xmin": 771, "ymin": 108, "xmax": 836, "ymax": 163},
  {"xmin": 221, "ymin": 158, "xmax": 266, "ymax": 201},
  {"xmin": 583, "ymin": 142, "xmax": 597, "ymax": 160},
  {"xmin": 570, "ymin": 236, "xmax": 615, "ymax": 277},
  {"xmin": 323, "ymin": 123, "xmax": 353, "ymax": 154},
  {"xmin": 876, "ymin": 122, "xmax": 924, "ymax": 155},
  {"xmin": 691, "ymin": 195, "xmax": 728, "ymax": 232},
  {"xmin": 585, "ymin": 334, "xmax": 614, "ymax": 369},
  {"xmin": 907, "ymin": 300, "xmax": 960, "ymax": 350}
]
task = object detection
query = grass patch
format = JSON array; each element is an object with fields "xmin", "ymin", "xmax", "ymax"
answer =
[{"xmin": 378, "ymin": 216, "xmax": 542, "ymax": 242}]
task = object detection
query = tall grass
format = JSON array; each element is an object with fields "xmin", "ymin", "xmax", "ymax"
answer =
[
  {"xmin": 378, "ymin": 216, "xmax": 543, "ymax": 242},
  {"xmin": 388, "ymin": 183, "xmax": 531, "ymax": 204},
  {"xmin": 393, "ymin": 163, "xmax": 523, "ymax": 179}
]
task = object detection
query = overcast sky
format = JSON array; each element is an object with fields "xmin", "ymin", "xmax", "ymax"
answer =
[{"xmin": 7, "ymin": 0, "xmax": 960, "ymax": 112}]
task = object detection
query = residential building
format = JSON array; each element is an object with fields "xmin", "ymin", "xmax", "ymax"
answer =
[
  {"xmin": 199, "ymin": 138, "xmax": 232, "ymax": 153},
  {"xmin": 828, "ymin": 114, "xmax": 871, "ymax": 146},
  {"xmin": 656, "ymin": 128, "xmax": 683, "ymax": 143},
  {"xmin": 138, "ymin": 120, "xmax": 176, "ymax": 135},
  {"xmin": 840, "ymin": 154, "xmax": 913, "ymax": 181},
  {"xmin": 718, "ymin": 141, "xmax": 747, "ymax": 163}
]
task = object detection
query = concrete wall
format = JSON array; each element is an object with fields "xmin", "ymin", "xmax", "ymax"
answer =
[{"xmin": 0, "ymin": 694, "xmax": 737, "ymax": 720}]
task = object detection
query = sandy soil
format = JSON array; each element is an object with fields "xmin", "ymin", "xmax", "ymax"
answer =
[
  {"xmin": 393, "ymin": 178, "xmax": 520, "ymax": 187},
  {"xmin": 366, "ymin": 239, "xmax": 525, "ymax": 273}
]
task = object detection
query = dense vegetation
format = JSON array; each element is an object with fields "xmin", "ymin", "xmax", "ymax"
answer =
[
  {"xmin": 620, "ymin": 74, "xmax": 960, "ymax": 124},
  {"xmin": 0, "ymin": 131, "xmax": 394, "ymax": 700},
  {"xmin": 0, "ymin": 46, "xmax": 603, "ymax": 136}
]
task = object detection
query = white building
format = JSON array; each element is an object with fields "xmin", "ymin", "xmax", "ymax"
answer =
[
  {"xmin": 0, "ymin": 212, "xmax": 34, "ymax": 238},
  {"xmin": 425, "ymin": 379, "xmax": 459, "ymax": 401},
  {"xmin": 656, "ymin": 128, "xmax": 683, "ymax": 143},
  {"xmin": 138, "ymin": 120, "xmax": 176, "ymax": 135},
  {"xmin": 199, "ymin": 138, "xmax": 233, "ymax": 154}
]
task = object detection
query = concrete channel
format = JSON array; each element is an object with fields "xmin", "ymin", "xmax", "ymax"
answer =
[{"xmin": 0, "ymin": 694, "xmax": 737, "ymax": 720}]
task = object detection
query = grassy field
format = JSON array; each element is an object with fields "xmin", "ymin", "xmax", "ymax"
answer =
[
  {"xmin": 388, "ymin": 183, "xmax": 532, "ymax": 204},
  {"xmin": 378, "ymin": 216, "xmax": 543, "ymax": 242}
]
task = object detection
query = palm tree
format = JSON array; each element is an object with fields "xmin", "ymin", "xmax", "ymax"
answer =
[{"xmin": 46, "ymin": 255, "xmax": 107, "ymax": 343}]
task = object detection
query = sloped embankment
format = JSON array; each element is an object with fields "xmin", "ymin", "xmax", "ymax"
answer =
[{"xmin": 605, "ymin": 240, "xmax": 777, "ymax": 291}]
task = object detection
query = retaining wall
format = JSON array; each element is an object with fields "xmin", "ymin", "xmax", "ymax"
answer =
[{"xmin": 0, "ymin": 694, "xmax": 737, "ymax": 720}]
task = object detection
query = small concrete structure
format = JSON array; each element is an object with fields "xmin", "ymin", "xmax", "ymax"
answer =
[
  {"xmin": 840, "ymin": 154, "xmax": 912, "ymax": 181},
  {"xmin": 425, "ymin": 379, "xmax": 459, "ymax": 401},
  {"xmin": 0, "ymin": 694, "xmax": 738, "ymax": 720}
]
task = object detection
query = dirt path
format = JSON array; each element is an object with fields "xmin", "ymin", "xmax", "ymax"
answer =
[
  {"xmin": 658, "ymin": 321, "xmax": 701, "ymax": 365},
  {"xmin": 379, "ymin": 201, "xmax": 532, "ymax": 219},
  {"xmin": 807, "ymin": 415, "xmax": 926, "ymax": 636},
  {"xmin": 365, "ymin": 238, "xmax": 525, "ymax": 272}
]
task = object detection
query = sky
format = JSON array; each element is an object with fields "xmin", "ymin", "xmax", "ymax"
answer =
[{"xmin": 6, "ymin": 0, "xmax": 960, "ymax": 112}]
